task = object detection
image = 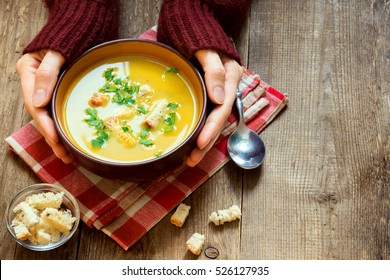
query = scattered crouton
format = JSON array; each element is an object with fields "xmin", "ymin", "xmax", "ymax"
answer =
[
  {"xmin": 209, "ymin": 204, "xmax": 241, "ymax": 226},
  {"xmin": 144, "ymin": 98, "xmax": 168, "ymax": 128},
  {"xmin": 171, "ymin": 203, "xmax": 191, "ymax": 227},
  {"xmin": 186, "ymin": 233, "xmax": 205, "ymax": 255}
]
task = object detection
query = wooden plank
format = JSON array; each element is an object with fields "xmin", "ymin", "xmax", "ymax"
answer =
[
  {"xmin": 0, "ymin": 0, "xmax": 80, "ymax": 260},
  {"xmin": 241, "ymin": 0, "xmax": 389, "ymax": 259},
  {"xmin": 118, "ymin": 0, "xmax": 162, "ymax": 38}
]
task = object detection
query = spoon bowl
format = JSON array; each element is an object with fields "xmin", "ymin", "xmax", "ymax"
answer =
[{"xmin": 227, "ymin": 90, "xmax": 266, "ymax": 169}]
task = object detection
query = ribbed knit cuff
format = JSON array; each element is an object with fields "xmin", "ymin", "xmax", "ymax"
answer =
[
  {"xmin": 23, "ymin": 0, "xmax": 119, "ymax": 63},
  {"xmin": 157, "ymin": 0, "xmax": 242, "ymax": 64},
  {"xmin": 203, "ymin": 0, "xmax": 251, "ymax": 37}
]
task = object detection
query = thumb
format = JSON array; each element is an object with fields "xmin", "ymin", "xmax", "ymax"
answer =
[
  {"xmin": 195, "ymin": 50, "xmax": 226, "ymax": 105},
  {"xmin": 33, "ymin": 50, "xmax": 65, "ymax": 107}
]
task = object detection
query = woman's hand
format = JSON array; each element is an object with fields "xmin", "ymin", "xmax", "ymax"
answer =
[
  {"xmin": 16, "ymin": 50, "xmax": 73, "ymax": 163},
  {"xmin": 187, "ymin": 49, "xmax": 243, "ymax": 167}
]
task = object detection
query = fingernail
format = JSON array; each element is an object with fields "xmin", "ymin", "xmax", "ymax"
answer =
[
  {"xmin": 33, "ymin": 89, "xmax": 47, "ymax": 107},
  {"xmin": 213, "ymin": 87, "xmax": 225, "ymax": 104}
]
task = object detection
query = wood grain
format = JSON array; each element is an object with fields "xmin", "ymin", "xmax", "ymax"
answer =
[
  {"xmin": 241, "ymin": 0, "xmax": 390, "ymax": 259},
  {"xmin": 0, "ymin": 0, "xmax": 388, "ymax": 260}
]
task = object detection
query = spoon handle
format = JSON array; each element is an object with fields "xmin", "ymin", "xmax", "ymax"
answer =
[{"xmin": 235, "ymin": 89, "xmax": 245, "ymax": 124}]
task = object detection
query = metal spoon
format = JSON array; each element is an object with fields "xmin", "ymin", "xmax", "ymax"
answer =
[{"xmin": 227, "ymin": 90, "xmax": 266, "ymax": 169}]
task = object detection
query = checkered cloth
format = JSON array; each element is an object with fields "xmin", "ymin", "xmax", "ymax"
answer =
[{"xmin": 5, "ymin": 28, "xmax": 288, "ymax": 250}]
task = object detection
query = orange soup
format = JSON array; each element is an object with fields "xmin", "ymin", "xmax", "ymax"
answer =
[{"xmin": 63, "ymin": 56, "xmax": 200, "ymax": 162}]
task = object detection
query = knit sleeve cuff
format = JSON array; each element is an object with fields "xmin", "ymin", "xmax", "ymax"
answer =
[
  {"xmin": 157, "ymin": 0, "xmax": 241, "ymax": 64},
  {"xmin": 23, "ymin": 0, "xmax": 119, "ymax": 63}
]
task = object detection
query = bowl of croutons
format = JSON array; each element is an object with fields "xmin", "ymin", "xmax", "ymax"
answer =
[{"xmin": 5, "ymin": 183, "xmax": 80, "ymax": 251}]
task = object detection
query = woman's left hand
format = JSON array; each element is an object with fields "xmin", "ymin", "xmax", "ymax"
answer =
[{"xmin": 187, "ymin": 49, "xmax": 243, "ymax": 167}]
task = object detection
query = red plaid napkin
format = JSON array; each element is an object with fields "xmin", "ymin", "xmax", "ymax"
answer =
[{"xmin": 5, "ymin": 27, "xmax": 288, "ymax": 250}]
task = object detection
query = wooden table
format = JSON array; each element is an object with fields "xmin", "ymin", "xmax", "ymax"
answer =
[{"xmin": 1, "ymin": 0, "xmax": 389, "ymax": 260}]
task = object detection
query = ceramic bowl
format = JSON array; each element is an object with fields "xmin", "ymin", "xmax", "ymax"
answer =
[{"xmin": 51, "ymin": 39, "xmax": 206, "ymax": 181}]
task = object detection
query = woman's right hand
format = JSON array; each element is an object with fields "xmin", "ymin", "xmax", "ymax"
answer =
[{"xmin": 16, "ymin": 50, "xmax": 73, "ymax": 163}]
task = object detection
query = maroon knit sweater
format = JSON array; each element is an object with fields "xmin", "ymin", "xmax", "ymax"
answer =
[
  {"xmin": 23, "ymin": 0, "xmax": 119, "ymax": 63},
  {"xmin": 24, "ymin": 0, "xmax": 250, "ymax": 65},
  {"xmin": 157, "ymin": 0, "xmax": 251, "ymax": 64}
]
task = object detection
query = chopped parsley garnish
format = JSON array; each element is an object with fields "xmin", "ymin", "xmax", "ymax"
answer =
[
  {"xmin": 162, "ymin": 67, "xmax": 179, "ymax": 80},
  {"xmin": 139, "ymin": 139, "xmax": 154, "ymax": 146},
  {"xmin": 86, "ymin": 107, "xmax": 97, "ymax": 119},
  {"xmin": 100, "ymin": 83, "xmax": 117, "ymax": 93},
  {"xmin": 103, "ymin": 68, "xmax": 116, "ymax": 81},
  {"xmin": 164, "ymin": 102, "xmax": 179, "ymax": 132},
  {"xmin": 139, "ymin": 127, "xmax": 153, "ymax": 147},
  {"xmin": 166, "ymin": 67, "xmax": 179, "ymax": 74},
  {"xmin": 85, "ymin": 107, "xmax": 108, "ymax": 148},
  {"xmin": 109, "ymin": 89, "xmax": 136, "ymax": 105},
  {"xmin": 154, "ymin": 151, "xmax": 163, "ymax": 157},
  {"xmin": 140, "ymin": 127, "xmax": 150, "ymax": 139},
  {"xmin": 167, "ymin": 103, "xmax": 179, "ymax": 109},
  {"xmin": 121, "ymin": 120, "xmax": 132, "ymax": 133},
  {"xmin": 164, "ymin": 112, "xmax": 176, "ymax": 132},
  {"xmin": 99, "ymin": 68, "xmax": 140, "ymax": 106},
  {"xmin": 112, "ymin": 91, "xmax": 125, "ymax": 104},
  {"xmin": 85, "ymin": 108, "xmax": 103, "ymax": 132},
  {"xmin": 91, "ymin": 132, "xmax": 108, "ymax": 148},
  {"xmin": 122, "ymin": 126, "xmax": 130, "ymax": 132},
  {"xmin": 127, "ymin": 85, "xmax": 140, "ymax": 95},
  {"xmin": 124, "ymin": 97, "xmax": 135, "ymax": 104},
  {"xmin": 137, "ymin": 106, "xmax": 149, "ymax": 114},
  {"xmin": 85, "ymin": 118, "xmax": 102, "ymax": 127},
  {"xmin": 114, "ymin": 78, "xmax": 122, "ymax": 85}
]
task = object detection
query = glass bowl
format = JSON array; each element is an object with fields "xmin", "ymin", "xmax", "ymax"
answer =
[{"xmin": 5, "ymin": 183, "xmax": 80, "ymax": 251}]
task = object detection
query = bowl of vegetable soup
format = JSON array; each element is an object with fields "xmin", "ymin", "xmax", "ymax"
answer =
[{"xmin": 52, "ymin": 39, "xmax": 206, "ymax": 181}]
